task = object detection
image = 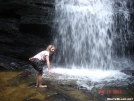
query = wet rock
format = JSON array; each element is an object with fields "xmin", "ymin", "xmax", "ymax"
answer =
[
  {"xmin": 23, "ymin": 98, "xmax": 42, "ymax": 101},
  {"xmin": 132, "ymin": 72, "xmax": 134, "ymax": 76},
  {"xmin": 27, "ymin": 82, "xmax": 37, "ymax": 88},
  {"xmin": 0, "ymin": 55, "xmax": 32, "ymax": 70},
  {"xmin": 7, "ymin": 69, "xmax": 35, "ymax": 87},
  {"xmin": 1, "ymin": 70, "xmax": 134, "ymax": 101},
  {"xmin": 17, "ymin": 70, "xmax": 32, "ymax": 81},
  {"xmin": 0, "ymin": 0, "xmax": 55, "ymax": 70},
  {"xmin": 0, "ymin": 65, "xmax": 8, "ymax": 70},
  {"xmin": 46, "ymin": 92, "xmax": 78, "ymax": 101},
  {"xmin": 91, "ymin": 87, "xmax": 98, "ymax": 95},
  {"xmin": 121, "ymin": 70, "xmax": 134, "ymax": 76},
  {"xmin": 0, "ymin": 0, "xmax": 55, "ymax": 69},
  {"xmin": 0, "ymin": 2, "xmax": 49, "ymax": 38}
]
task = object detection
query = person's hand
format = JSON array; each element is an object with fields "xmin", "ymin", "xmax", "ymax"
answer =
[
  {"xmin": 29, "ymin": 57, "xmax": 33, "ymax": 61},
  {"xmin": 48, "ymin": 70, "xmax": 52, "ymax": 75}
]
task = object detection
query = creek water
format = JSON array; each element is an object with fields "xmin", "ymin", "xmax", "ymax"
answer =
[
  {"xmin": 0, "ymin": 70, "xmax": 133, "ymax": 101},
  {"xmin": 47, "ymin": 0, "xmax": 134, "ymax": 90}
]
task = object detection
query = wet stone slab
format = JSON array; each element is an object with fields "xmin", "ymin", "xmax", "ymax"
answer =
[{"xmin": 0, "ymin": 69, "xmax": 134, "ymax": 101}]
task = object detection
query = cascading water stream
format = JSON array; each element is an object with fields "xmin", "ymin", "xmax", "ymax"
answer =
[
  {"xmin": 52, "ymin": 0, "xmax": 114, "ymax": 69},
  {"xmin": 52, "ymin": 0, "xmax": 133, "ymax": 70},
  {"xmin": 43, "ymin": 0, "xmax": 134, "ymax": 90}
]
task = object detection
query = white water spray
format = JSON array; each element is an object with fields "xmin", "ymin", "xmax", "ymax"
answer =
[
  {"xmin": 53, "ymin": 0, "xmax": 115, "ymax": 69},
  {"xmin": 45, "ymin": 0, "xmax": 134, "ymax": 90},
  {"xmin": 52, "ymin": 0, "xmax": 132, "ymax": 70}
]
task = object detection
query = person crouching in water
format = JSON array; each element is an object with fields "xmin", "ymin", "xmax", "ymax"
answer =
[{"xmin": 29, "ymin": 45, "xmax": 55, "ymax": 88}]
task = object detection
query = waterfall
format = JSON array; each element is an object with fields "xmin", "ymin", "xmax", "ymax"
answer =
[{"xmin": 52, "ymin": 0, "xmax": 132, "ymax": 70}]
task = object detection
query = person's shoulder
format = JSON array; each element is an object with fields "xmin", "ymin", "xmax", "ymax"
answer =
[
  {"xmin": 43, "ymin": 50, "xmax": 49, "ymax": 55},
  {"xmin": 43, "ymin": 50, "xmax": 48, "ymax": 53}
]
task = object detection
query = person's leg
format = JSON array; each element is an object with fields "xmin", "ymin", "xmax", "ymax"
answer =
[
  {"xmin": 38, "ymin": 72, "xmax": 42, "ymax": 86},
  {"xmin": 36, "ymin": 74, "xmax": 39, "ymax": 86},
  {"xmin": 31, "ymin": 58, "xmax": 46, "ymax": 87},
  {"xmin": 38, "ymin": 71, "xmax": 47, "ymax": 88}
]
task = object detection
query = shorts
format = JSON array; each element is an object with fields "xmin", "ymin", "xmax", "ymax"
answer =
[{"xmin": 30, "ymin": 58, "xmax": 44, "ymax": 72}]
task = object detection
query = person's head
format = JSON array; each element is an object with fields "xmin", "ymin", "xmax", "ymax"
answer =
[{"xmin": 46, "ymin": 45, "xmax": 55, "ymax": 54}]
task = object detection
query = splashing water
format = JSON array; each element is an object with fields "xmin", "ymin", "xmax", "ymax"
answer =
[
  {"xmin": 43, "ymin": 68, "xmax": 132, "ymax": 90},
  {"xmin": 46, "ymin": 0, "xmax": 134, "ymax": 89},
  {"xmin": 52, "ymin": 0, "xmax": 133, "ymax": 70},
  {"xmin": 53, "ymin": 0, "xmax": 114, "ymax": 69}
]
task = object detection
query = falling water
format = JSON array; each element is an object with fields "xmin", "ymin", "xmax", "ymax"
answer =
[
  {"xmin": 52, "ymin": 0, "xmax": 133, "ymax": 70},
  {"xmin": 44, "ymin": 0, "xmax": 134, "ymax": 90}
]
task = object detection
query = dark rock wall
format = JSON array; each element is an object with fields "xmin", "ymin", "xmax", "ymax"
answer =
[
  {"xmin": 0, "ymin": 0, "xmax": 55, "ymax": 61},
  {"xmin": 0, "ymin": 0, "xmax": 55, "ymax": 70}
]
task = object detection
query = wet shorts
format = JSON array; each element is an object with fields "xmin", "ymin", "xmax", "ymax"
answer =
[{"xmin": 30, "ymin": 58, "xmax": 44, "ymax": 72}]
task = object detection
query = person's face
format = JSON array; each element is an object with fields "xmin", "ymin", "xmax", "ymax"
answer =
[{"xmin": 50, "ymin": 47, "xmax": 55, "ymax": 54}]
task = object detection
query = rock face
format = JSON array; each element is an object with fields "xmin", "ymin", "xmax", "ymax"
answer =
[
  {"xmin": 0, "ymin": 0, "xmax": 55, "ymax": 70},
  {"xmin": 0, "ymin": 0, "xmax": 134, "ymax": 70}
]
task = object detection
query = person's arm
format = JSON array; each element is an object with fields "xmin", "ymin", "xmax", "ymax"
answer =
[{"xmin": 45, "ymin": 55, "xmax": 52, "ymax": 75}]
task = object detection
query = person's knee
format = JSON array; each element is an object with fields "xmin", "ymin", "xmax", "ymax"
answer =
[{"xmin": 38, "ymin": 71, "xmax": 43, "ymax": 75}]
